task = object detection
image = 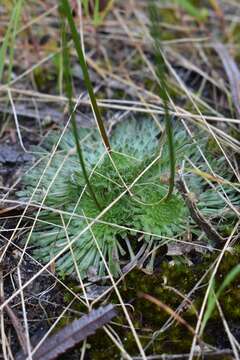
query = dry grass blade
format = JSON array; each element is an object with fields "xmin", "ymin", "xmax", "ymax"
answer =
[
  {"xmin": 16, "ymin": 304, "xmax": 116, "ymax": 360},
  {"xmin": 139, "ymin": 292, "xmax": 200, "ymax": 342},
  {"xmin": 132, "ymin": 349, "xmax": 234, "ymax": 359},
  {"xmin": 214, "ymin": 42, "xmax": 240, "ymax": 117},
  {"xmin": 0, "ymin": 296, "xmax": 28, "ymax": 356},
  {"xmin": 176, "ymin": 176, "xmax": 225, "ymax": 246}
]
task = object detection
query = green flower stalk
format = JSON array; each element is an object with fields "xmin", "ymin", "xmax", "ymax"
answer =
[
  {"xmin": 149, "ymin": 0, "xmax": 176, "ymax": 201},
  {"xmin": 60, "ymin": 0, "xmax": 111, "ymax": 151},
  {"xmin": 60, "ymin": 10, "xmax": 102, "ymax": 210}
]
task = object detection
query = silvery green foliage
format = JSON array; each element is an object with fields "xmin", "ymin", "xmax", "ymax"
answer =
[{"xmin": 19, "ymin": 118, "xmax": 239, "ymax": 278}]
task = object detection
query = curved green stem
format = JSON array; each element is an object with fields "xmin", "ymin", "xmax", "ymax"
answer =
[
  {"xmin": 60, "ymin": 10, "xmax": 102, "ymax": 211},
  {"xmin": 148, "ymin": 0, "xmax": 176, "ymax": 201},
  {"xmin": 71, "ymin": 116, "xmax": 102, "ymax": 210},
  {"xmin": 60, "ymin": 0, "xmax": 111, "ymax": 151}
]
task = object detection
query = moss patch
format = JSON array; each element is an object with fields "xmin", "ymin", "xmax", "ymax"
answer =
[{"xmin": 57, "ymin": 247, "xmax": 240, "ymax": 358}]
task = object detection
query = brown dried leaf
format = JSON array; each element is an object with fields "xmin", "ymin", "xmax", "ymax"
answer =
[{"xmin": 16, "ymin": 304, "xmax": 116, "ymax": 360}]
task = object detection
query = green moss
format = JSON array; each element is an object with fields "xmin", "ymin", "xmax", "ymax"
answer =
[
  {"xmin": 52, "ymin": 247, "xmax": 240, "ymax": 357},
  {"xmin": 85, "ymin": 248, "xmax": 240, "ymax": 357}
]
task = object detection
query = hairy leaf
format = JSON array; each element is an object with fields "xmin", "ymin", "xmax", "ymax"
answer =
[{"xmin": 18, "ymin": 118, "xmax": 239, "ymax": 278}]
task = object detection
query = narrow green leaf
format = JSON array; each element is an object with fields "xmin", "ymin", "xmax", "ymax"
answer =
[
  {"xmin": 217, "ymin": 264, "xmax": 240, "ymax": 295},
  {"xmin": 0, "ymin": 0, "xmax": 23, "ymax": 83},
  {"xmin": 174, "ymin": 0, "xmax": 208, "ymax": 21},
  {"xmin": 200, "ymin": 279, "xmax": 216, "ymax": 335},
  {"xmin": 201, "ymin": 264, "xmax": 240, "ymax": 335}
]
